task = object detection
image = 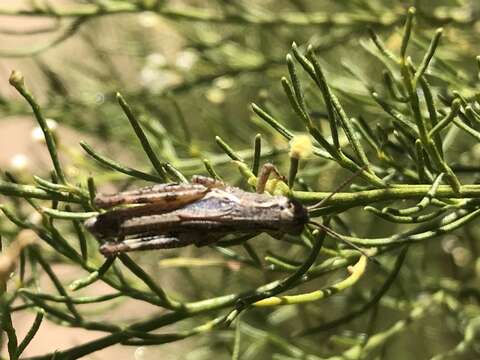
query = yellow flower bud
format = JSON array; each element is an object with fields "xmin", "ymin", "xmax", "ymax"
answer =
[
  {"xmin": 9, "ymin": 70, "xmax": 24, "ymax": 88},
  {"xmin": 289, "ymin": 134, "xmax": 313, "ymax": 159}
]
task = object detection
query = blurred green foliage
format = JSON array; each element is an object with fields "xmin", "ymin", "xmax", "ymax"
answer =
[{"xmin": 1, "ymin": 1, "xmax": 480, "ymax": 359}]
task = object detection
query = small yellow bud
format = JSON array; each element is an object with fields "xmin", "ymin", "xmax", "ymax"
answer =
[
  {"xmin": 9, "ymin": 70, "xmax": 24, "ymax": 88},
  {"xmin": 289, "ymin": 134, "xmax": 313, "ymax": 159}
]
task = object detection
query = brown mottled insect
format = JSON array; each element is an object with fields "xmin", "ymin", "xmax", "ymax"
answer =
[{"xmin": 85, "ymin": 164, "xmax": 310, "ymax": 257}]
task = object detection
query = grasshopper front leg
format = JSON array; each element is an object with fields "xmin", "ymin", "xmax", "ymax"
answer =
[{"xmin": 256, "ymin": 163, "xmax": 287, "ymax": 194}]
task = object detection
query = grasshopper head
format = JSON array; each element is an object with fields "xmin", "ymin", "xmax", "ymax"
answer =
[
  {"xmin": 279, "ymin": 197, "xmax": 309, "ymax": 235},
  {"xmin": 84, "ymin": 215, "xmax": 118, "ymax": 239},
  {"xmin": 84, "ymin": 216, "xmax": 103, "ymax": 239}
]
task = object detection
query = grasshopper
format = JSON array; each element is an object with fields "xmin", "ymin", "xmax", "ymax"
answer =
[{"xmin": 85, "ymin": 164, "xmax": 311, "ymax": 257}]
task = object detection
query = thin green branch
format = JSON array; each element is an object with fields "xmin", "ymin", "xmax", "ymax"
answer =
[
  {"xmin": 297, "ymin": 184, "xmax": 480, "ymax": 209},
  {"xmin": 297, "ymin": 246, "xmax": 408, "ymax": 336},
  {"xmin": 254, "ymin": 255, "xmax": 367, "ymax": 306},
  {"xmin": 9, "ymin": 71, "xmax": 66, "ymax": 183},
  {"xmin": 413, "ymin": 28, "xmax": 443, "ymax": 86},
  {"xmin": 31, "ymin": 249, "xmax": 82, "ymax": 321},
  {"xmin": 225, "ymin": 228, "xmax": 327, "ymax": 322},
  {"xmin": 252, "ymin": 134, "xmax": 262, "ymax": 176},
  {"xmin": 19, "ymin": 289, "xmax": 122, "ymax": 304},
  {"xmin": 0, "ymin": 300, "xmax": 18, "ymax": 360},
  {"xmin": 16, "ymin": 309, "xmax": 44, "ymax": 358},
  {"xmin": 117, "ymin": 93, "xmax": 168, "ymax": 181},
  {"xmin": 337, "ymin": 208, "xmax": 480, "ymax": 247},
  {"xmin": 400, "ymin": 7, "xmax": 416, "ymax": 60},
  {"xmin": 429, "ymin": 99, "xmax": 461, "ymax": 136},
  {"xmin": 80, "ymin": 141, "xmax": 164, "ymax": 183},
  {"xmin": 117, "ymin": 254, "xmax": 181, "ymax": 310},
  {"xmin": 0, "ymin": 180, "xmax": 82, "ymax": 203}
]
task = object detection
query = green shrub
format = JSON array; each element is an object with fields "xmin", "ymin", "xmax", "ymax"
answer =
[{"xmin": 1, "ymin": 1, "xmax": 480, "ymax": 359}]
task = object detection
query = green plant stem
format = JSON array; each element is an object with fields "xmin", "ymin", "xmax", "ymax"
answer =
[
  {"xmin": 215, "ymin": 136, "xmax": 244, "ymax": 161},
  {"xmin": 21, "ymin": 240, "xmax": 364, "ymax": 360},
  {"xmin": 295, "ymin": 184, "xmax": 480, "ymax": 208},
  {"xmin": 42, "ymin": 208, "xmax": 98, "ymax": 220},
  {"xmin": 413, "ymin": 28, "xmax": 443, "ymax": 86},
  {"xmin": 9, "ymin": 71, "xmax": 66, "ymax": 183},
  {"xmin": 337, "ymin": 208, "xmax": 480, "ymax": 247},
  {"xmin": 385, "ymin": 173, "xmax": 445, "ymax": 215},
  {"xmin": 80, "ymin": 141, "xmax": 164, "ymax": 183},
  {"xmin": 252, "ymin": 134, "xmax": 262, "ymax": 176},
  {"xmin": 254, "ymin": 255, "xmax": 366, "ymax": 306},
  {"xmin": 15, "ymin": 309, "xmax": 44, "ymax": 358},
  {"xmin": 22, "ymin": 295, "xmax": 238, "ymax": 360},
  {"xmin": 70, "ymin": 210, "xmax": 88, "ymax": 262},
  {"xmin": 117, "ymin": 254, "xmax": 181, "ymax": 310},
  {"xmin": 69, "ymin": 258, "xmax": 115, "ymax": 291},
  {"xmin": 0, "ymin": 180, "xmax": 82, "ymax": 203},
  {"xmin": 232, "ymin": 317, "xmax": 242, "ymax": 360},
  {"xmin": 306, "ymin": 46, "xmax": 371, "ymax": 170},
  {"xmin": 400, "ymin": 8, "xmax": 415, "ymax": 60},
  {"xmin": 32, "ymin": 249, "xmax": 82, "ymax": 321},
  {"xmin": 297, "ymin": 246, "xmax": 408, "ymax": 335},
  {"xmin": 116, "ymin": 93, "xmax": 168, "ymax": 181},
  {"xmin": 225, "ymin": 228, "xmax": 327, "ymax": 323},
  {"xmin": 0, "ymin": 300, "xmax": 18, "ymax": 360},
  {"xmin": 335, "ymin": 292, "xmax": 441, "ymax": 360},
  {"xmin": 365, "ymin": 207, "xmax": 444, "ymax": 223},
  {"xmin": 19, "ymin": 289, "xmax": 122, "ymax": 304}
]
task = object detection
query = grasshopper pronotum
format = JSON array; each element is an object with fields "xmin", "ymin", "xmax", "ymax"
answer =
[{"xmin": 85, "ymin": 164, "xmax": 311, "ymax": 257}]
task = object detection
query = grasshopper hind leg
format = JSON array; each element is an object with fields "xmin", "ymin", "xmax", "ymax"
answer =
[
  {"xmin": 191, "ymin": 175, "xmax": 226, "ymax": 189},
  {"xmin": 99, "ymin": 235, "xmax": 193, "ymax": 256},
  {"xmin": 99, "ymin": 233, "xmax": 223, "ymax": 256}
]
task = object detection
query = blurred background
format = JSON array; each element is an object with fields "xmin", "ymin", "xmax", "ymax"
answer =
[{"xmin": 1, "ymin": 1, "xmax": 480, "ymax": 359}]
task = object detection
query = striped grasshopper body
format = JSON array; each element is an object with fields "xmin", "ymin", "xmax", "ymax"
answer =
[{"xmin": 85, "ymin": 172, "xmax": 309, "ymax": 257}]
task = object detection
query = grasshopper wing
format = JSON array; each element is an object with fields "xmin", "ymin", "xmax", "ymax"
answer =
[{"xmin": 94, "ymin": 183, "xmax": 209, "ymax": 209}]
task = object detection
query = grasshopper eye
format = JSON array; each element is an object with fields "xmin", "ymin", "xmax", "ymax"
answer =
[
  {"xmin": 278, "ymin": 201, "xmax": 296, "ymax": 218},
  {"xmin": 284, "ymin": 202, "xmax": 295, "ymax": 212},
  {"xmin": 279, "ymin": 202, "xmax": 291, "ymax": 211}
]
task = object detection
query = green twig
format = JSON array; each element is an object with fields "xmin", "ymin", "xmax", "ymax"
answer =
[
  {"xmin": 117, "ymin": 93, "xmax": 168, "ymax": 181},
  {"xmin": 9, "ymin": 71, "xmax": 66, "ymax": 183}
]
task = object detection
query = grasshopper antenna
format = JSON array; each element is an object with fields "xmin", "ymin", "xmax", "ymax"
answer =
[
  {"xmin": 309, "ymin": 220, "xmax": 380, "ymax": 265},
  {"xmin": 307, "ymin": 166, "xmax": 368, "ymax": 211}
]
